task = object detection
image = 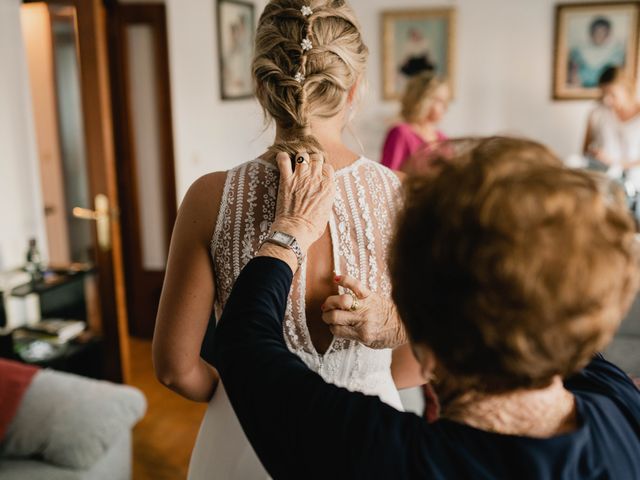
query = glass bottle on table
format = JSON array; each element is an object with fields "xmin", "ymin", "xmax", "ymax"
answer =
[{"xmin": 25, "ymin": 238, "xmax": 43, "ymax": 282}]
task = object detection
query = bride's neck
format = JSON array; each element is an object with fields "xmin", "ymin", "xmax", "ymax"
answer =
[
  {"xmin": 440, "ymin": 376, "xmax": 578, "ymax": 438},
  {"xmin": 274, "ymin": 117, "xmax": 358, "ymax": 168}
]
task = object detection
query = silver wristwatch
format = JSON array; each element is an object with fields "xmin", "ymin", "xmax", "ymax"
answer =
[{"xmin": 262, "ymin": 231, "xmax": 305, "ymax": 266}]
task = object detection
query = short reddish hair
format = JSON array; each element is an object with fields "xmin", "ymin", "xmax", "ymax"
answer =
[{"xmin": 390, "ymin": 137, "xmax": 640, "ymax": 393}]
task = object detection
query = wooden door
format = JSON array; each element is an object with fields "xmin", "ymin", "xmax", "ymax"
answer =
[
  {"xmin": 22, "ymin": 0, "xmax": 131, "ymax": 383},
  {"xmin": 108, "ymin": 3, "xmax": 177, "ymax": 339}
]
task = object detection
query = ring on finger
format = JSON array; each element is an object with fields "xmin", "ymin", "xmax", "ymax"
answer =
[
  {"xmin": 348, "ymin": 291, "xmax": 360, "ymax": 312},
  {"xmin": 295, "ymin": 152, "xmax": 310, "ymax": 164}
]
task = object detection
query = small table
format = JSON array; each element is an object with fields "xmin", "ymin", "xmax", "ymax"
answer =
[
  {"xmin": 0, "ymin": 330, "xmax": 104, "ymax": 379},
  {"xmin": 1, "ymin": 266, "xmax": 104, "ymax": 378},
  {"xmin": 10, "ymin": 266, "xmax": 96, "ymax": 321}
]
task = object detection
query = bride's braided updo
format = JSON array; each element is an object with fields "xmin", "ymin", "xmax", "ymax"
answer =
[{"xmin": 253, "ymin": 0, "xmax": 368, "ymax": 157}]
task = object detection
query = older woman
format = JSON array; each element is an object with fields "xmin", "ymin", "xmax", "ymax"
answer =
[
  {"xmin": 211, "ymin": 137, "xmax": 640, "ymax": 479},
  {"xmin": 381, "ymin": 71, "xmax": 450, "ymax": 174}
]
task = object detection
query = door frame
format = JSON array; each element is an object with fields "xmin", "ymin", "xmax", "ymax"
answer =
[{"xmin": 24, "ymin": 0, "xmax": 131, "ymax": 383}]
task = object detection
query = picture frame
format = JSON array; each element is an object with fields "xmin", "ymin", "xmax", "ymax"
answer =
[
  {"xmin": 553, "ymin": 2, "xmax": 640, "ymax": 100},
  {"xmin": 381, "ymin": 8, "xmax": 456, "ymax": 101},
  {"xmin": 217, "ymin": 0, "xmax": 255, "ymax": 100}
]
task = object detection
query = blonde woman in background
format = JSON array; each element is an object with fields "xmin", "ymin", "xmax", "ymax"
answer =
[
  {"xmin": 584, "ymin": 66, "xmax": 640, "ymax": 190},
  {"xmin": 381, "ymin": 71, "xmax": 450, "ymax": 174},
  {"xmin": 152, "ymin": 1, "xmax": 424, "ymax": 478}
]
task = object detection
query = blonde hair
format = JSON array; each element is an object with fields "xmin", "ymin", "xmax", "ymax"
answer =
[
  {"xmin": 253, "ymin": 0, "xmax": 368, "ymax": 157},
  {"xmin": 401, "ymin": 71, "xmax": 446, "ymax": 124}
]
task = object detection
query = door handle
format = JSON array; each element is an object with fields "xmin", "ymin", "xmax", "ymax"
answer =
[{"xmin": 72, "ymin": 194, "xmax": 112, "ymax": 252}]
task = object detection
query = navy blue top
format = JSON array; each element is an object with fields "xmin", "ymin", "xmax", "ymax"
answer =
[{"xmin": 212, "ymin": 257, "xmax": 640, "ymax": 480}]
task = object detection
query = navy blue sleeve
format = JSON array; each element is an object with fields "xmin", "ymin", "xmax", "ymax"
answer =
[
  {"xmin": 211, "ymin": 257, "xmax": 434, "ymax": 480},
  {"xmin": 565, "ymin": 354, "xmax": 640, "ymax": 422}
]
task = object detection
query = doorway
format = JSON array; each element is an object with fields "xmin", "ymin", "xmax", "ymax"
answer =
[
  {"xmin": 108, "ymin": 3, "xmax": 177, "ymax": 339},
  {"xmin": 21, "ymin": 0, "xmax": 130, "ymax": 382}
]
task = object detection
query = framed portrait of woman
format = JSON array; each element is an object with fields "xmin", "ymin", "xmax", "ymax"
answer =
[
  {"xmin": 381, "ymin": 8, "xmax": 456, "ymax": 101},
  {"xmin": 217, "ymin": 0, "xmax": 255, "ymax": 100},
  {"xmin": 553, "ymin": 2, "xmax": 640, "ymax": 100}
]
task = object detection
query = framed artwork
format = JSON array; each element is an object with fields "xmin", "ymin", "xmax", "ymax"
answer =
[
  {"xmin": 381, "ymin": 8, "xmax": 456, "ymax": 101},
  {"xmin": 217, "ymin": 0, "xmax": 255, "ymax": 100},
  {"xmin": 553, "ymin": 2, "xmax": 640, "ymax": 100}
]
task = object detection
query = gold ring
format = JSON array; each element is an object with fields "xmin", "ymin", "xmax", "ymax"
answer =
[{"xmin": 348, "ymin": 291, "xmax": 360, "ymax": 312}]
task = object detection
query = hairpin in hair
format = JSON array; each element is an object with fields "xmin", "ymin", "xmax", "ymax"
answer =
[
  {"xmin": 295, "ymin": 71, "xmax": 306, "ymax": 83},
  {"xmin": 301, "ymin": 38, "xmax": 313, "ymax": 51},
  {"xmin": 301, "ymin": 5, "xmax": 313, "ymax": 17}
]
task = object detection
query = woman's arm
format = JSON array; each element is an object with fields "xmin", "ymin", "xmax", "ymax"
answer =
[
  {"xmin": 583, "ymin": 111, "xmax": 616, "ymax": 166},
  {"xmin": 152, "ymin": 172, "xmax": 226, "ymax": 402},
  {"xmin": 389, "ymin": 168, "xmax": 425, "ymax": 389},
  {"xmin": 213, "ymin": 257, "xmax": 429, "ymax": 479},
  {"xmin": 392, "ymin": 344, "xmax": 426, "ymax": 389}
]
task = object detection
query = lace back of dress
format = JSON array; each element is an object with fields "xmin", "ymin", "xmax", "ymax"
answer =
[{"xmin": 211, "ymin": 158, "xmax": 402, "ymax": 381}]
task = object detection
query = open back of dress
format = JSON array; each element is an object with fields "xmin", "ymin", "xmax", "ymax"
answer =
[{"xmin": 189, "ymin": 157, "xmax": 403, "ymax": 479}]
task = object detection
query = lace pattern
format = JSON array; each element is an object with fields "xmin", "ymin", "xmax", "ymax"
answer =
[{"xmin": 211, "ymin": 157, "xmax": 403, "ymax": 391}]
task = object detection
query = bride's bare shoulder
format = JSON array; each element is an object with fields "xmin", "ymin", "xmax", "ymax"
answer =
[
  {"xmin": 182, "ymin": 171, "xmax": 228, "ymax": 212},
  {"xmin": 176, "ymin": 171, "xmax": 228, "ymax": 243}
]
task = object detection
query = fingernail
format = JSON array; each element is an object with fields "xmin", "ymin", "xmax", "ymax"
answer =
[{"xmin": 334, "ymin": 275, "xmax": 341, "ymax": 282}]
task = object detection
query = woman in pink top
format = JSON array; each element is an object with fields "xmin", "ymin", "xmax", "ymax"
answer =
[{"xmin": 381, "ymin": 71, "xmax": 450, "ymax": 174}]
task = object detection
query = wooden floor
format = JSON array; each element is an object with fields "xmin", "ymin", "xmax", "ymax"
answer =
[{"xmin": 128, "ymin": 338, "xmax": 207, "ymax": 480}]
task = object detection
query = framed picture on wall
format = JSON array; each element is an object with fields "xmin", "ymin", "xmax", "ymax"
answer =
[
  {"xmin": 553, "ymin": 2, "xmax": 640, "ymax": 100},
  {"xmin": 381, "ymin": 8, "xmax": 456, "ymax": 101},
  {"xmin": 217, "ymin": 0, "xmax": 255, "ymax": 100}
]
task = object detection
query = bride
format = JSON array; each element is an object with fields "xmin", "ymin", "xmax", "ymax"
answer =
[{"xmin": 153, "ymin": 1, "xmax": 423, "ymax": 478}]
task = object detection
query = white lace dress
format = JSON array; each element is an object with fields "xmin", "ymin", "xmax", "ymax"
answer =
[{"xmin": 188, "ymin": 157, "xmax": 404, "ymax": 479}]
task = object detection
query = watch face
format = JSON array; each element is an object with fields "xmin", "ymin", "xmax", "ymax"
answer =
[{"xmin": 272, "ymin": 231, "xmax": 294, "ymax": 245}]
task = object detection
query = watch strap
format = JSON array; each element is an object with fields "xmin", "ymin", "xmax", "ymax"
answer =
[{"xmin": 262, "ymin": 231, "xmax": 305, "ymax": 266}]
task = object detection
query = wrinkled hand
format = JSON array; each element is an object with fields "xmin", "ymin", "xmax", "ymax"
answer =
[
  {"xmin": 271, "ymin": 151, "xmax": 336, "ymax": 253},
  {"xmin": 321, "ymin": 274, "xmax": 407, "ymax": 349}
]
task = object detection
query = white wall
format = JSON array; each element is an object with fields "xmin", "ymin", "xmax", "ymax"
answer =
[
  {"xmin": 349, "ymin": 0, "xmax": 598, "ymax": 163},
  {"xmin": 165, "ymin": 0, "xmax": 272, "ymax": 199},
  {"xmin": 164, "ymin": 0, "xmax": 607, "ymax": 201},
  {"xmin": 1, "ymin": 0, "xmax": 621, "ymax": 268},
  {"xmin": 0, "ymin": 0, "xmax": 47, "ymax": 270}
]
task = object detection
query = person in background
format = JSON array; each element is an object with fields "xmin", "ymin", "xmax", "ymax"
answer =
[
  {"xmin": 381, "ymin": 71, "xmax": 450, "ymax": 174},
  {"xmin": 583, "ymin": 66, "xmax": 640, "ymax": 191},
  {"xmin": 211, "ymin": 137, "xmax": 640, "ymax": 479}
]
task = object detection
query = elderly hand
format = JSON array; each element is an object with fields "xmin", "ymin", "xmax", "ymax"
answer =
[
  {"xmin": 258, "ymin": 151, "xmax": 335, "ymax": 271},
  {"xmin": 321, "ymin": 274, "xmax": 407, "ymax": 349}
]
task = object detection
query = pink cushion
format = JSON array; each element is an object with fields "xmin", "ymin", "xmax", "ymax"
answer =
[{"xmin": 0, "ymin": 359, "xmax": 38, "ymax": 442}]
